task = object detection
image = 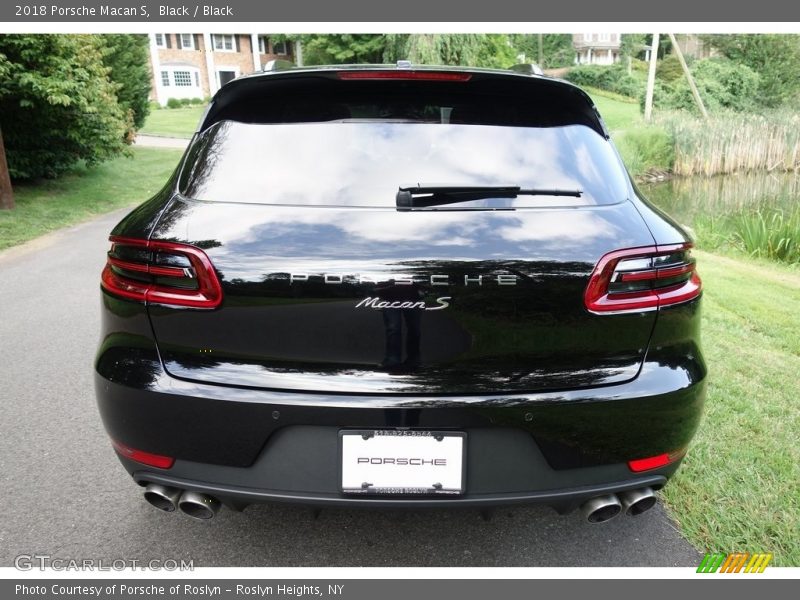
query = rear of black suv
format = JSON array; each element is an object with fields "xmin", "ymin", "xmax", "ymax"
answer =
[{"xmin": 95, "ymin": 65, "xmax": 706, "ymax": 522}]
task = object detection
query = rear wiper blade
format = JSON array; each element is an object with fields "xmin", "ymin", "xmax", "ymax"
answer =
[{"xmin": 396, "ymin": 184, "xmax": 582, "ymax": 208}]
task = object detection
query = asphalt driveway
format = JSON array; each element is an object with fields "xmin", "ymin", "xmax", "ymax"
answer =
[{"xmin": 0, "ymin": 209, "xmax": 701, "ymax": 567}]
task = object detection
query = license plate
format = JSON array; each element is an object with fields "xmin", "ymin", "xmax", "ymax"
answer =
[{"xmin": 340, "ymin": 430, "xmax": 466, "ymax": 495}]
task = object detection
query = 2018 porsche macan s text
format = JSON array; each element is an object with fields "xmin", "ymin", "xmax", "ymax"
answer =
[{"xmin": 95, "ymin": 64, "xmax": 705, "ymax": 522}]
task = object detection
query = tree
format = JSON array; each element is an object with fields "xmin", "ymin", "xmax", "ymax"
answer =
[
  {"xmin": 290, "ymin": 34, "xmax": 518, "ymax": 69},
  {"xmin": 0, "ymin": 35, "xmax": 129, "ymax": 180},
  {"xmin": 509, "ymin": 34, "xmax": 574, "ymax": 68},
  {"xmin": 702, "ymin": 34, "xmax": 800, "ymax": 107},
  {"xmin": 100, "ymin": 34, "xmax": 152, "ymax": 130},
  {"xmin": 296, "ymin": 34, "xmax": 388, "ymax": 65}
]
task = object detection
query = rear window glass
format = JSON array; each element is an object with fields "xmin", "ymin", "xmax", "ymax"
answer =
[{"xmin": 179, "ymin": 121, "xmax": 629, "ymax": 207}]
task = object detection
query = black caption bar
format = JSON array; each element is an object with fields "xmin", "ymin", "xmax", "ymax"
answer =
[
  {"xmin": 1, "ymin": 0, "xmax": 800, "ymax": 22},
  {"xmin": 3, "ymin": 580, "xmax": 790, "ymax": 600}
]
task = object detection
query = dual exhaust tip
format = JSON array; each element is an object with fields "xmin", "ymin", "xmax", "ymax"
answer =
[
  {"xmin": 144, "ymin": 484, "xmax": 221, "ymax": 520},
  {"xmin": 144, "ymin": 483, "xmax": 656, "ymax": 523},
  {"xmin": 580, "ymin": 487, "xmax": 657, "ymax": 523}
]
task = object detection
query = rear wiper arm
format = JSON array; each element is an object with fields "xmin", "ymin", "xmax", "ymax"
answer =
[{"xmin": 396, "ymin": 184, "xmax": 582, "ymax": 209}]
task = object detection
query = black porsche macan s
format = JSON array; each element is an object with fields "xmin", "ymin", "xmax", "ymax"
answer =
[{"xmin": 95, "ymin": 64, "xmax": 706, "ymax": 522}]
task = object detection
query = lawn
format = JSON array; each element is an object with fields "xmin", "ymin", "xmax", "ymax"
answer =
[
  {"xmin": 139, "ymin": 106, "xmax": 204, "ymax": 138},
  {"xmin": 586, "ymin": 87, "xmax": 642, "ymax": 133},
  {"xmin": 0, "ymin": 147, "xmax": 183, "ymax": 251},
  {"xmin": 662, "ymin": 251, "xmax": 800, "ymax": 565}
]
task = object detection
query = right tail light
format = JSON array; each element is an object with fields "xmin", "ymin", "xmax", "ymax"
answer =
[{"xmin": 584, "ymin": 243, "xmax": 702, "ymax": 314}]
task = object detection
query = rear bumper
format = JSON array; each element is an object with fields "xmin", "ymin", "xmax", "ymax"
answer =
[{"xmin": 96, "ymin": 352, "xmax": 704, "ymax": 511}]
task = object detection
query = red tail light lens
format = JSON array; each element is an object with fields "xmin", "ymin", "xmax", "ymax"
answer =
[
  {"xmin": 584, "ymin": 243, "xmax": 702, "ymax": 314},
  {"xmin": 628, "ymin": 449, "xmax": 686, "ymax": 472},
  {"xmin": 111, "ymin": 440, "xmax": 174, "ymax": 469},
  {"xmin": 337, "ymin": 71, "xmax": 472, "ymax": 81},
  {"xmin": 101, "ymin": 236, "xmax": 222, "ymax": 309}
]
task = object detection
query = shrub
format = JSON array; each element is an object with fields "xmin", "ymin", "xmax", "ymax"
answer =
[
  {"xmin": 166, "ymin": 98, "xmax": 181, "ymax": 109},
  {"xmin": 615, "ymin": 127, "xmax": 674, "ymax": 176},
  {"xmin": 645, "ymin": 57, "xmax": 761, "ymax": 114},
  {"xmin": 99, "ymin": 34, "xmax": 151, "ymax": 130},
  {"xmin": 190, "ymin": 97, "xmax": 203, "ymax": 105},
  {"xmin": 0, "ymin": 34, "xmax": 129, "ymax": 179},
  {"xmin": 564, "ymin": 64, "xmax": 645, "ymax": 99},
  {"xmin": 179, "ymin": 98, "xmax": 192, "ymax": 106}
]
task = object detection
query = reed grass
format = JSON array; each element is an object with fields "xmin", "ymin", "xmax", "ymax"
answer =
[{"xmin": 660, "ymin": 111, "xmax": 800, "ymax": 177}]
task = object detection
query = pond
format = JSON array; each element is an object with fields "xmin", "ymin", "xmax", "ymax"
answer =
[{"xmin": 641, "ymin": 172, "xmax": 800, "ymax": 263}]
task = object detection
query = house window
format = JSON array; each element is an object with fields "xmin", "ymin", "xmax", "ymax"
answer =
[
  {"xmin": 154, "ymin": 34, "xmax": 166, "ymax": 48},
  {"xmin": 271, "ymin": 40, "xmax": 288, "ymax": 55},
  {"xmin": 160, "ymin": 71, "xmax": 170, "ymax": 87},
  {"xmin": 212, "ymin": 34, "xmax": 235, "ymax": 52},
  {"xmin": 173, "ymin": 71, "xmax": 193, "ymax": 87},
  {"xmin": 599, "ymin": 33, "xmax": 610, "ymax": 42},
  {"xmin": 194, "ymin": 72, "xmax": 200, "ymax": 87},
  {"xmin": 180, "ymin": 34, "xmax": 195, "ymax": 50},
  {"xmin": 584, "ymin": 33, "xmax": 593, "ymax": 42},
  {"xmin": 258, "ymin": 35, "xmax": 268, "ymax": 54}
]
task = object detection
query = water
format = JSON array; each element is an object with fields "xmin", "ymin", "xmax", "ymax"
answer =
[
  {"xmin": 642, "ymin": 172, "xmax": 800, "ymax": 263},
  {"xmin": 643, "ymin": 172, "xmax": 800, "ymax": 228}
]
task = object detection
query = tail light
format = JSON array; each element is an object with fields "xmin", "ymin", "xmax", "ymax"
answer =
[
  {"xmin": 111, "ymin": 440, "xmax": 174, "ymax": 469},
  {"xmin": 101, "ymin": 236, "xmax": 222, "ymax": 309},
  {"xmin": 584, "ymin": 243, "xmax": 701, "ymax": 314},
  {"xmin": 337, "ymin": 71, "xmax": 472, "ymax": 81},
  {"xmin": 628, "ymin": 449, "xmax": 687, "ymax": 472}
]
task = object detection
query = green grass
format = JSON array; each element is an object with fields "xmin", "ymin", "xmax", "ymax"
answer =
[
  {"xmin": 662, "ymin": 250, "xmax": 800, "ymax": 565},
  {"xmin": 585, "ymin": 87, "xmax": 642, "ymax": 133},
  {"xmin": 139, "ymin": 106, "xmax": 204, "ymax": 139},
  {"xmin": 0, "ymin": 148, "xmax": 183, "ymax": 251}
]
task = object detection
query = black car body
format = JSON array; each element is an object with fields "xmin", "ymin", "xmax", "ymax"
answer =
[{"xmin": 95, "ymin": 64, "xmax": 705, "ymax": 522}]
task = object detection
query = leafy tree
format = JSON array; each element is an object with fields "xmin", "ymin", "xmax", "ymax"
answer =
[
  {"xmin": 508, "ymin": 34, "xmax": 574, "ymax": 68},
  {"xmin": 0, "ymin": 34, "xmax": 129, "ymax": 179},
  {"xmin": 620, "ymin": 34, "xmax": 647, "ymax": 60},
  {"xmin": 297, "ymin": 34, "xmax": 388, "ymax": 65},
  {"xmin": 100, "ymin": 34, "xmax": 151, "ymax": 130},
  {"xmin": 702, "ymin": 34, "xmax": 800, "ymax": 106},
  {"xmin": 643, "ymin": 57, "xmax": 760, "ymax": 114}
]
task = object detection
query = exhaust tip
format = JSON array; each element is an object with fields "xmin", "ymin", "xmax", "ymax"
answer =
[
  {"xmin": 580, "ymin": 494, "xmax": 622, "ymax": 523},
  {"xmin": 143, "ymin": 484, "xmax": 182, "ymax": 512},
  {"xmin": 178, "ymin": 491, "xmax": 221, "ymax": 520},
  {"xmin": 620, "ymin": 487, "xmax": 657, "ymax": 516}
]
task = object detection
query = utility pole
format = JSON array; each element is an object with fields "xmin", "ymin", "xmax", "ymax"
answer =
[
  {"xmin": 668, "ymin": 33, "xmax": 709, "ymax": 119},
  {"xmin": 644, "ymin": 34, "xmax": 660, "ymax": 123},
  {"xmin": 0, "ymin": 126, "xmax": 14, "ymax": 210},
  {"xmin": 538, "ymin": 33, "xmax": 543, "ymax": 66}
]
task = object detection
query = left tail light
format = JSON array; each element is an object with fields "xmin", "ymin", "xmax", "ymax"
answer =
[
  {"xmin": 111, "ymin": 440, "xmax": 174, "ymax": 469},
  {"xmin": 584, "ymin": 243, "xmax": 702, "ymax": 314},
  {"xmin": 101, "ymin": 236, "xmax": 223, "ymax": 309}
]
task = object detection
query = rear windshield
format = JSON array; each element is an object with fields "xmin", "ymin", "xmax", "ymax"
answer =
[{"xmin": 179, "ymin": 120, "xmax": 629, "ymax": 207}]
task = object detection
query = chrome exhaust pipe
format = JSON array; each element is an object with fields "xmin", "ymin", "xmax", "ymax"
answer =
[
  {"xmin": 580, "ymin": 494, "xmax": 622, "ymax": 523},
  {"xmin": 143, "ymin": 484, "xmax": 183, "ymax": 512},
  {"xmin": 619, "ymin": 487, "xmax": 657, "ymax": 516},
  {"xmin": 178, "ymin": 491, "xmax": 221, "ymax": 520}
]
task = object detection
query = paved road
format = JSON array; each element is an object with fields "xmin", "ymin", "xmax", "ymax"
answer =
[{"xmin": 0, "ymin": 210, "xmax": 701, "ymax": 567}]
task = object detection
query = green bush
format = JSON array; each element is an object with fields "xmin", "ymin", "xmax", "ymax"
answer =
[
  {"xmin": 99, "ymin": 34, "xmax": 152, "ymax": 130},
  {"xmin": 179, "ymin": 98, "xmax": 192, "ymax": 106},
  {"xmin": 564, "ymin": 64, "xmax": 645, "ymax": 99},
  {"xmin": 166, "ymin": 98, "xmax": 181, "ymax": 109},
  {"xmin": 190, "ymin": 97, "xmax": 203, "ymax": 105},
  {"xmin": 615, "ymin": 127, "xmax": 675, "ymax": 176},
  {"xmin": 0, "ymin": 34, "xmax": 129, "ymax": 179},
  {"xmin": 645, "ymin": 57, "xmax": 761, "ymax": 114}
]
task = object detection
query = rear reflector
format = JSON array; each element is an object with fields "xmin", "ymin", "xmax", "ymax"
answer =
[
  {"xmin": 584, "ymin": 243, "xmax": 702, "ymax": 313},
  {"xmin": 628, "ymin": 449, "xmax": 686, "ymax": 472},
  {"xmin": 337, "ymin": 71, "xmax": 472, "ymax": 81},
  {"xmin": 101, "ymin": 236, "xmax": 223, "ymax": 309},
  {"xmin": 111, "ymin": 440, "xmax": 174, "ymax": 469}
]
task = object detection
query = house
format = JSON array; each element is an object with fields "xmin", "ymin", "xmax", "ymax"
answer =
[
  {"xmin": 572, "ymin": 33, "xmax": 622, "ymax": 65},
  {"xmin": 147, "ymin": 33, "xmax": 295, "ymax": 105}
]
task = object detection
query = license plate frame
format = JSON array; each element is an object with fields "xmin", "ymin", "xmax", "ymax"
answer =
[{"xmin": 339, "ymin": 430, "xmax": 466, "ymax": 496}]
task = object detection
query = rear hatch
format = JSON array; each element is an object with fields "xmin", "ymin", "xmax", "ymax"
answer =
[{"xmin": 143, "ymin": 71, "xmax": 659, "ymax": 395}]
